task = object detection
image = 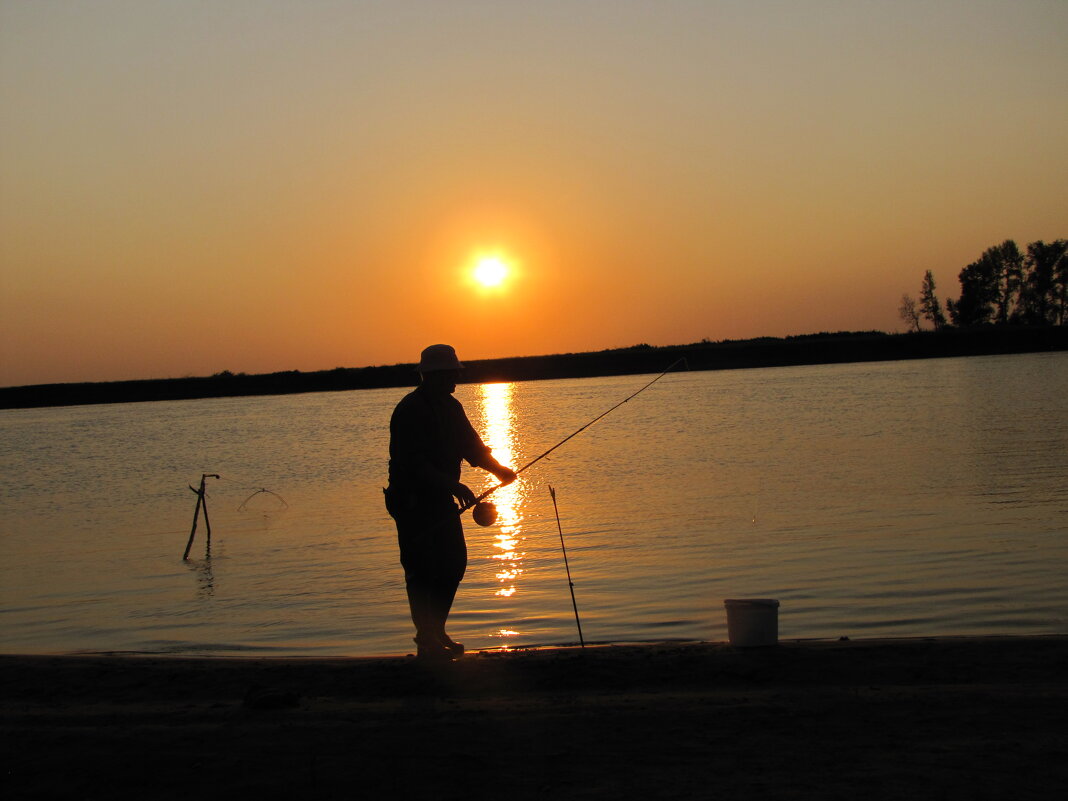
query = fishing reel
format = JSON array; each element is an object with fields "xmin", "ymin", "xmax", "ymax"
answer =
[{"xmin": 472, "ymin": 501, "xmax": 498, "ymax": 527}]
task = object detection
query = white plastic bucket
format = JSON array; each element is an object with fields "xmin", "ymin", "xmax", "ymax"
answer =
[{"xmin": 724, "ymin": 598, "xmax": 780, "ymax": 647}]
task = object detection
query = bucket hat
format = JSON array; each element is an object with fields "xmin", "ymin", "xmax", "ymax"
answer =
[{"xmin": 416, "ymin": 344, "xmax": 464, "ymax": 373}]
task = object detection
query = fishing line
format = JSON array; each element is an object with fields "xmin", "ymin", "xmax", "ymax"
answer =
[
  {"xmin": 181, "ymin": 472, "xmax": 289, "ymax": 559},
  {"xmin": 549, "ymin": 485, "xmax": 584, "ymax": 647},
  {"xmin": 462, "ymin": 356, "xmax": 688, "ymax": 519},
  {"xmin": 236, "ymin": 488, "xmax": 289, "ymax": 512},
  {"xmin": 191, "ymin": 472, "xmax": 289, "ymax": 512},
  {"xmin": 212, "ymin": 471, "xmax": 286, "ymax": 493}
]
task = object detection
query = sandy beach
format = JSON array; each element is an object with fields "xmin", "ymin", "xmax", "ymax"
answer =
[{"xmin": 3, "ymin": 636, "xmax": 1066, "ymax": 800}]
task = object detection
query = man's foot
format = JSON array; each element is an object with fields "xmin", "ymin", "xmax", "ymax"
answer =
[
  {"xmin": 440, "ymin": 634, "xmax": 464, "ymax": 656},
  {"xmin": 414, "ymin": 636, "xmax": 453, "ymax": 662}
]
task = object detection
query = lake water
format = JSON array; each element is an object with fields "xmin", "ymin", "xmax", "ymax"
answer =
[{"xmin": 2, "ymin": 353, "xmax": 1066, "ymax": 657}]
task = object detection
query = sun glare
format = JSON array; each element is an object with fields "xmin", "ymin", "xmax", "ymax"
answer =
[{"xmin": 473, "ymin": 256, "xmax": 509, "ymax": 288}]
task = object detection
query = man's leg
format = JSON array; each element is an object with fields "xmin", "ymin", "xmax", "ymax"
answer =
[
  {"xmin": 394, "ymin": 502, "xmax": 466, "ymax": 658},
  {"xmin": 393, "ymin": 507, "xmax": 446, "ymax": 655},
  {"xmin": 429, "ymin": 518, "xmax": 468, "ymax": 649},
  {"xmin": 403, "ymin": 571, "xmax": 434, "ymax": 640}
]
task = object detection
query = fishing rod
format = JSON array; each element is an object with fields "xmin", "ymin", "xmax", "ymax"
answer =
[{"xmin": 461, "ymin": 356, "xmax": 688, "ymax": 518}]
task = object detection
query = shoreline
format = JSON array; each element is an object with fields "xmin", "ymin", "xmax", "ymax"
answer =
[
  {"xmin": 4, "ymin": 636, "xmax": 1066, "ymax": 799},
  {"xmin": 4, "ymin": 327, "xmax": 1066, "ymax": 409},
  {"xmin": 5, "ymin": 630, "xmax": 1063, "ymax": 659}
]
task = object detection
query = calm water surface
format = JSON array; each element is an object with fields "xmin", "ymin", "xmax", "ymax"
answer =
[{"xmin": 2, "ymin": 353, "xmax": 1066, "ymax": 656}]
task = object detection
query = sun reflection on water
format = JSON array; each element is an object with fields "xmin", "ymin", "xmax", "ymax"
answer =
[{"xmin": 477, "ymin": 382, "xmax": 526, "ymax": 608}]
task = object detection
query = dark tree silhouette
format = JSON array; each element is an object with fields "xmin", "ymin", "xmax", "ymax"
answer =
[
  {"xmin": 919, "ymin": 270, "xmax": 947, "ymax": 329},
  {"xmin": 1016, "ymin": 239, "xmax": 1068, "ymax": 325},
  {"xmin": 948, "ymin": 240, "xmax": 1023, "ymax": 326},
  {"xmin": 898, "ymin": 294, "xmax": 922, "ymax": 332},
  {"xmin": 1057, "ymin": 241, "xmax": 1068, "ymax": 325},
  {"xmin": 998, "ymin": 242, "xmax": 1026, "ymax": 324}
]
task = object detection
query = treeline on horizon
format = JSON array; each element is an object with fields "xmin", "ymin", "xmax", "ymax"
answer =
[
  {"xmin": 900, "ymin": 238, "xmax": 1067, "ymax": 331},
  {"xmin": 3, "ymin": 326, "xmax": 1067, "ymax": 410}
]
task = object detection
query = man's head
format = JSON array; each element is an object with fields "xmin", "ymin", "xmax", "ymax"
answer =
[{"xmin": 416, "ymin": 344, "xmax": 463, "ymax": 393}]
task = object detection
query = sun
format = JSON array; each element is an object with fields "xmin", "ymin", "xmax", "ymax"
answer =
[{"xmin": 473, "ymin": 256, "xmax": 509, "ymax": 288}]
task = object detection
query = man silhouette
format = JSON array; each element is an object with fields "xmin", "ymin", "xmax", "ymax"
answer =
[{"xmin": 384, "ymin": 344, "xmax": 517, "ymax": 660}]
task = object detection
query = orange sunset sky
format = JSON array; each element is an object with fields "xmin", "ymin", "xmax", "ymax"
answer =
[{"xmin": 1, "ymin": 1, "xmax": 1066, "ymax": 387}]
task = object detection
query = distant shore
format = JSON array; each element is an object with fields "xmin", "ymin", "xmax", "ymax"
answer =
[
  {"xmin": 2, "ymin": 636, "xmax": 1065, "ymax": 799},
  {"xmin": 3, "ymin": 326, "xmax": 1066, "ymax": 410}
]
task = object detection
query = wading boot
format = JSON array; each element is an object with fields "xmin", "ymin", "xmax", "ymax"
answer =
[
  {"xmin": 414, "ymin": 635, "xmax": 452, "ymax": 663},
  {"xmin": 440, "ymin": 634, "xmax": 464, "ymax": 657}
]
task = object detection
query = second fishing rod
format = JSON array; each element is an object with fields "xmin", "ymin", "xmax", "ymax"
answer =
[{"xmin": 462, "ymin": 356, "xmax": 688, "ymax": 524}]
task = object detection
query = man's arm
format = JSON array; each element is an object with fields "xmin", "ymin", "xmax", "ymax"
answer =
[
  {"xmin": 471, "ymin": 451, "xmax": 517, "ymax": 486},
  {"xmin": 458, "ymin": 420, "xmax": 517, "ymax": 485}
]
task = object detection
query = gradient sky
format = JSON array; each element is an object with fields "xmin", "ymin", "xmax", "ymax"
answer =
[{"xmin": 1, "ymin": 0, "xmax": 1066, "ymax": 386}]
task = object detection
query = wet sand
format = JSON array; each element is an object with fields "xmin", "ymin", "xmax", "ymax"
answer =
[{"xmin": 3, "ymin": 637, "xmax": 1066, "ymax": 800}]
